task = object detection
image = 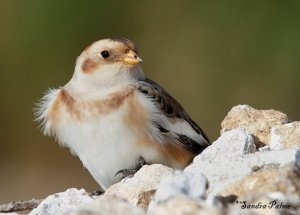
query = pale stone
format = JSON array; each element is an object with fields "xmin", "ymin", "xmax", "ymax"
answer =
[
  {"xmin": 185, "ymin": 129, "xmax": 299, "ymax": 195},
  {"xmin": 270, "ymin": 121, "xmax": 300, "ymax": 150},
  {"xmin": 67, "ymin": 195, "xmax": 145, "ymax": 215},
  {"xmin": 222, "ymin": 163, "xmax": 300, "ymax": 197},
  {"xmin": 105, "ymin": 164, "xmax": 173, "ymax": 207},
  {"xmin": 199, "ymin": 128, "xmax": 257, "ymax": 159},
  {"xmin": 149, "ymin": 171, "xmax": 207, "ymax": 209},
  {"xmin": 29, "ymin": 188, "xmax": 93, "ymax": 215},
  {"xmin": 221, "ymin": 105, "xmax": 290, "ymax": 147},
  {"xmin": 185, "ymin": 128, "xmax": 256, "ymax": 195},
  {"xmin": 137, "ymin": 190, "xmax": 156, "ymax": 210},
  {"xmin": 149, "ymin": 196, "xmax": 222, "ymax": 215}
]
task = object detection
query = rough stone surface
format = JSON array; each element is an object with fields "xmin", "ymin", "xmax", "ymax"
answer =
[
  {"xmin": 221, "ymin": 105, "xmax": 290, "ymax": 147},
  {"xmin": 137, "ymin": 190, "xmax": 156, "ymax": 210},
  {"xmin": 67, "ymin": 195, "xmax": 145, "ymax": 215},
  {"xmin": 199, "ymin": 128, "xmax": 257, "ymax": 158},
  {"xmin": 105, "ymin": 164, "xmax": 173, "ymax": 207},
  {"xmin": 222, "ymin": 163, "xmax": 300, "ymax": 197},
  {"xmin": 149, "ymin": 171, "xmax": 208, "ymax": 209},
  {"xmin": 185, "ymin": 128, "xmax": 299, "ymax": 195},
  {"xmin": 270, "ymin": 121, "xmax": 300, "ymax": 150},
  {"xmin": 29, "ymin": 188, "xmax": 93, "ymax": 215},
  {"xmin": 148, "ymin": 196, "xmax": 222, "ymax": 215}
]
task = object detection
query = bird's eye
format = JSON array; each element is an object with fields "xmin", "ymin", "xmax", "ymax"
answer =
[{"xmin": 101, "ymin": 51, "xmax": 110, "ymax": 58}]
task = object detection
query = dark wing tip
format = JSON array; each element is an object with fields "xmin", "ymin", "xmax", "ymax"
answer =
[{"xmin": 176, "ymin": 134, "xmax": 209, "ymax": 154}]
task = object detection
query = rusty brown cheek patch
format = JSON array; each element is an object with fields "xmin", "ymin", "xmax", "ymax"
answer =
[{"xmin": 81, "ymin": 58, "xmax": 99, "ymax": 73}]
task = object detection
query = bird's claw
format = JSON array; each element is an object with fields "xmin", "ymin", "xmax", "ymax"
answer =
[
  {"xmin": 115, "ymin": 168, "xmax": 137, "ymax": 179},
  {"xmin": 115, "ymin": 156, "xmax": 147, "ymax": 179},
  {"xmin": 89, "ymin": 188, "xmax": 105, "ymax": 197}
]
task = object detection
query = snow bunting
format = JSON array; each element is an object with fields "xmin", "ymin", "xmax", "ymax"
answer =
[{"xmin": 36, "ymin": 38, "xmax": 210, "ymax": 190}]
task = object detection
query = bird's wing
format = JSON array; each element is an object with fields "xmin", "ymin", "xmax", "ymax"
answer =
[{"xmin": 137, "ymin": 78, "xmax": 210, "ymax": 155}]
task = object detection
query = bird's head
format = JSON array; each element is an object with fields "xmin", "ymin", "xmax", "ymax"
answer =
[{"xmin": 72, "ymin": 38, "xmax": 144, "ymax": 88}]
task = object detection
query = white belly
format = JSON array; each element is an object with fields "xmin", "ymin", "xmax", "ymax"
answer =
[
  {"xmin": 55, "ymin": 106, "xmax": 144, "ymax": 189},
  {"xmin": 41, "ymin": 88, "xmax": 176, "ymax": 189}
]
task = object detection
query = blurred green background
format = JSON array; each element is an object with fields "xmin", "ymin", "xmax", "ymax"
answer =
[{"xmin": 1, "ymin": 1, "xmax": 300, "ymax": 203}]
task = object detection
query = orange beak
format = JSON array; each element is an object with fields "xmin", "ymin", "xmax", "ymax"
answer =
[{"xmin": 124, "ymin": 50, "xmax": 143, "ymax": 65}]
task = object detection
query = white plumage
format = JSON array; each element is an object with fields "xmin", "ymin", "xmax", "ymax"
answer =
[{"xmin": 36, "ymin": 38, "xmax": 210, "ymax": 190}]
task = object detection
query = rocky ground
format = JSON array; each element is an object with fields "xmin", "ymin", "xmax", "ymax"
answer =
[{"xmin": 8, "ymin": 105, "xmax": 300, "ymax": 214}]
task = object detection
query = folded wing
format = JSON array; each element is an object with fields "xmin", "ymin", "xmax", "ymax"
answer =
[{"xmin": 137, "ymin": 78, "xmax": 210, "ymax": 155}]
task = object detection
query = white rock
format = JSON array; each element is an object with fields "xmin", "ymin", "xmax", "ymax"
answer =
[
  {"xmin": 270, "ymin": 121, "xmax": 300, "ymax": 150},
  {"xmin": 200, "ymin": 128, "xmax": 257, "ymax": 159},
  {"xmin": 67, "ymin": 195, "xmax": 145, "ymax": 215},
  {"xmin": 149, "ymin": 171, "xmax": 207, "ymax": 209},
  {"xmin": 148, "ymin": 196, "xmax": 223, "ymax": 215},
  {"xmin": 270, "ymin": 126, "xmax": 282, "ymax": 150},
  {"xmin": 221, "ymin": 105, "xmax": 290, "ymax": 147},
  {"xmin": 222, "ymin": 162, "xmax": 300, "ymax": 197},
  {"xmin": 29, "ymin": 188, "xmax": 93, "ymax": 215},
  {"xmin": 258, "ymin": 145, "xmax": 271, "ymax": 152},
  {"xmin": 185, "ymin": 129, "xmax": 299, "ymax": 195},
  {"xmin": 105, "ymin": 164, "xmax": 173, "ymax": 206},
  {"xmin": 149, "ymin": 129, "xmax": 254, "ymax": 210}
]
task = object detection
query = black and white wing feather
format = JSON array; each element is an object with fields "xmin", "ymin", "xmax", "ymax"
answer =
[{"xmin": 137, "ymin": 78, "xmax": 210, "ymax": 155}]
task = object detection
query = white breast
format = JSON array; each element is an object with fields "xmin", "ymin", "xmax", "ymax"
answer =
[
  {"xmin": 58, "ymin": 102, "xmax": 141, "ymax": 188},
  {"xmin": 37, "ymin": 87, "xmax": 167, "ymax": 189}
]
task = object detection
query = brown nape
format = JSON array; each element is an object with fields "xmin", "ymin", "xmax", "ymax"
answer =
[
  {"xmin": 81, "ymin": 58, "xmax": 99, "ymax": 73},
  {"xmin": 109, "ymin": 37, "xmax": 139, "ymax": 53}
]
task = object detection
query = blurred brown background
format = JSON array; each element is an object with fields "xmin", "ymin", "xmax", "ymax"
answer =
[{"xmin": 1, "ymin": 1, "xmax": 300, "ymax": 203}]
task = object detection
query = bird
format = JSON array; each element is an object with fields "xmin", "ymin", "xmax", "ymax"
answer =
[{"xmin": 35, "ymin": 38, "xmax": 210, "ymax": 190}]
